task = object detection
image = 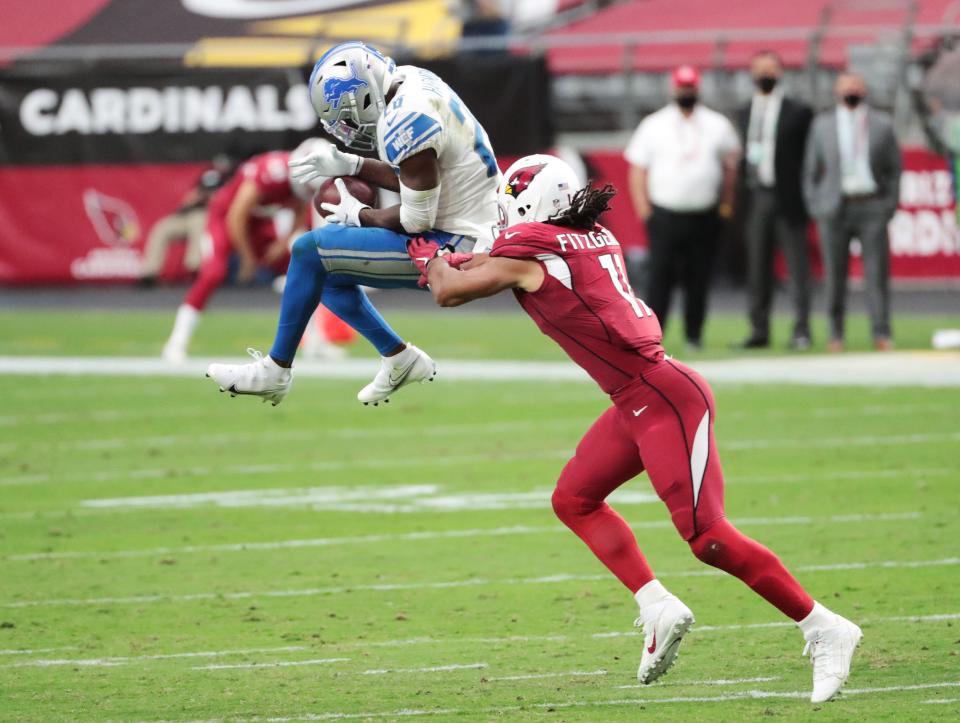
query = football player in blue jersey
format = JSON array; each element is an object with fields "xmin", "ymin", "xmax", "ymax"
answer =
[{"xmin": 206, "ymin": 41, "xmax": 500, "ymax": 406}]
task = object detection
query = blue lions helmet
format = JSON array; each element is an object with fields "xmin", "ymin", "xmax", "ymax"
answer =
[{"xmin": 308, "ymin": 42, "xmax": 397, "ymax": 152}]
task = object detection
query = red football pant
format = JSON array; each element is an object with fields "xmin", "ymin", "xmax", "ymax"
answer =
[
  {"xmin": 552, "ymin": 360, "xmax": 814, "ymax": 621},
  {"xmin": 183, "ymin": 214, "xmax": 287, "ymax": 311}
]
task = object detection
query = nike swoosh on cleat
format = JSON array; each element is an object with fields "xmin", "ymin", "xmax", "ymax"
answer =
[
  {"xmin": 387, "ymin": 363, "xmax": 416, "ymax": 386},
  {"xmin": 633, "ymin": 406, "xmax": 648, "ymax": 416},
  {"xmin": 647, "ymin": 631, "xmax": 657, "ymax": 654}
]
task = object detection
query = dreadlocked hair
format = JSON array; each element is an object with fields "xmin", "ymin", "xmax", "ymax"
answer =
[{"xmin": 548, "ymin": 182, "xmax": 616, "ymax": 230}]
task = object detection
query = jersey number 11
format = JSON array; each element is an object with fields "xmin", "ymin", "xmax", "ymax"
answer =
[{"xmin": 598, "ymin": 253, "xmax": 653, "ymax": 318}]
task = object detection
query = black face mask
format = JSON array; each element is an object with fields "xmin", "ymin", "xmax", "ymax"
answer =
[
  {"xmin": 842, "ymin": 94, "xmax": 864, "ymax": 109},
  {"xmin": 676, "ymin": 94, "xmax": 698, "ymax": 109},
  {"xmin": 755, "ymin": 76, "xmax": 778, "ymax": 94}
]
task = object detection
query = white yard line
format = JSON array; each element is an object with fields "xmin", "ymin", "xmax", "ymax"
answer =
[
  {"xmin": 195, "ymin": 658, "xmax": 349, "ymax": 671},
  {"xmin": 8, "ymin": 425, "xmax": 958, "ymax": 458},
  {"xmin": 236, "ymin": 680, "xmax": 960, "ymax": 720},
  {"xmin": 1, "ymin": 646, "xmax": 311, "ymax": 669},
  {"xmin": 2, "ymin": 463, "xmax": 951, "ymax": 495},
  {"xmin": 485, "ymin": 669, "xmax": 608, "ymax": 682},
  {"xmin": 8, "ymin": 614, "xmax": 957, "ymax": 670},
  {"xmin": 359, "ymin": 663, "xmax": 487, "ymax": 675},
  {"xmin": 1, "ymin": 400, "xmax": 948, "ymax": 429},
  {"xmin": 169, "ymin": 659, "xmax": 482, "ymax": 674},
  {"xmin": 0, "ymin": 646, "xmax": 76, "ymax": 656},
  {"xmin": 5, "ymin": 511, "xmax": 922, "ymax": 562},
  {"xmin": 4, "ymin": 352, "xmax": 960, "ymax": 386},
  {"xmin": 616, "ymin": 676, "xmax": 779, "ymax": 689},
  {"xmin": 923, "ymin": 698, "xmax": 960, "ymax": 704},
  {"xmin": 4, "ymin": 558, "xmax": 956, "ymax": 609}
]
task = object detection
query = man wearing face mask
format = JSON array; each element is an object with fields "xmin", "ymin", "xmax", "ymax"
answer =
[
  {"xmin": 803, "ymin": 72, "xmax": 901, "ymax": 352},
  {"xmin": 736, "ymin": 51, "xmax": 814, "ymax": 351},
  {"xmin": 626, "ymin": 65, "xmax": 741, "ymax": 351}
]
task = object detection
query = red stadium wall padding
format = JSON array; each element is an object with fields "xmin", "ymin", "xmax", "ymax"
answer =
[{"xmin": 0, "ymin": 163, "xmax": 206, "ymax": 283}]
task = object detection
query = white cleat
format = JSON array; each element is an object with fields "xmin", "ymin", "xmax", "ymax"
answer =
[
  {"xmin": 804, "ymin": 615, "xmax": 862, "ymax": 703},
  {"xmin": 205, "ymin": 348, "xmax": 292, "ymax": 406},
  {"xmin": 357, "ymin": 344, "xmax": 436, "ymax": 406},
  {"xmin": 636, "ymin": 595, "xmax": 695, "ymax": 684}
]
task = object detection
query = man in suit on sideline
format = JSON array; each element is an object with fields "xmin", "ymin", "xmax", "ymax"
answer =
[
  {"xmin": 736, "ymin": 50, "xmax": 814, "ymax": 350},
  {"xmin": 803, "ymin": 71, "xmax": 901, "ymax": 352}
]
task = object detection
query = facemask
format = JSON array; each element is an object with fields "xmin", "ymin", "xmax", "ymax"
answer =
[
  {"xmin": 676, "ymin": 94, "xmax": 698, "ymax": 109},
  {"xmin": 755, "ymin": 76, "xmax": 778, "ymax": 94},
  {"xmin": 842, "ymin": 94, "xmax": 863, "ymax": 109}
]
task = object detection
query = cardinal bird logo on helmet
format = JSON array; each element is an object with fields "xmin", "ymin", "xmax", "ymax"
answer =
[{"xmin": 505, "ymin": 163, "xmax": 547, "ymax": 198}]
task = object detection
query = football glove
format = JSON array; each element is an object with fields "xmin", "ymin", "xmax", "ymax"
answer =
[
  {"xmin": 407, "ymin": 237, "xmax": 441, "ymax": 287},
  {"xmin": 288, "ymin": 145, "xmax": 362, "ymax": 185},
  {"xmin": 319, "ymin": 178, "xmax": 370, "ymax": 227}
]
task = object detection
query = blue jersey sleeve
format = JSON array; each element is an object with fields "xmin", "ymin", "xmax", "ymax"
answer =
[{"xmin": 382, "ymin": 111, "xmax": 443, "ymax": 166}]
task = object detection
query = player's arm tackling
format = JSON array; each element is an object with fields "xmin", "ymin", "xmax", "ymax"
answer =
[{"xmin": 412, "ymin": 244, "xmax": 543, "ymax": 307}]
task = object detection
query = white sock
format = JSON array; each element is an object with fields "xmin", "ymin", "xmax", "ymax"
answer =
[
  {"xmin": 167, "ymin": 304, "xmax": 200, "ymax": 350},
  {"xmin": 634, "ymin": 579, "xmax": 671, "ymax": 611},
  {"xmin": 797, "ymin": 601, "xmax": 836, "ymax": 637}
]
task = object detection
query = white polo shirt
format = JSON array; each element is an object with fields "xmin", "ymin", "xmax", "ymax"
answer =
[{"xmin": 624, "ymin": 103, "xmax": 741, "ymax": 212}]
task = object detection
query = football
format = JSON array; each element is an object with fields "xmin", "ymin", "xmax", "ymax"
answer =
[{"xmin": 314, "ymin": 176, "xmax": 378, "ymax": 216}]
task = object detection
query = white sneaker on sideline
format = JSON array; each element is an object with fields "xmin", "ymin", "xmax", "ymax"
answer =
[
  {"xmin": 804, "ymin": 615, "xmax": 862, "ymax": 703},
  {"xmin": 206, "ymin": 349, "xmax": 292, "ymax": 406},
  {"xmin": 635, "ymin": 595, "xmax": 695, "ymax": 684},
  {"xmin": 357, "ymin": 344, "xmax": 436, "ymax": 406}
]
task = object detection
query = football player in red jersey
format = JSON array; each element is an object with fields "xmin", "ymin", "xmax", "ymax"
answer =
[
  {"xmin": 162, "ymin": 141, "xmax": 326, "ymax": 363},
  {"xmin": 408, "ymin": 154, "xmax": 861, "ymax": 703}
]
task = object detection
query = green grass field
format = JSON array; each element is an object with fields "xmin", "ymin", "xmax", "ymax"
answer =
[{"xmin": 1, "ymin": 309, "xmax": 959, "ymax": 721}]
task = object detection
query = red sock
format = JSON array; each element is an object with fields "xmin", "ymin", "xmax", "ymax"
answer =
[
  {"xmin": 552, "ymin": 490, "xmax": 655, "ymax": 593},
  {"xmin": 689, "ymin": 518, "xmax": 814, "ymax": 621}
]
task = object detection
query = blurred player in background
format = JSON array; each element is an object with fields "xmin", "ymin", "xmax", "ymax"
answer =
[
  {"xmin": 137, "ymin": 153, "xmax": 238, "ymax": 288},
  {"xmin": 162, "ymin": 141, "xmax": 325, "ymax": 363},
  {"xmin": 409, "ymin": 154, "xmax": 862, "ymax": 703},
  {"xmin": 206, "ymin": 41, "xmax": 500, "ymax": 406}
]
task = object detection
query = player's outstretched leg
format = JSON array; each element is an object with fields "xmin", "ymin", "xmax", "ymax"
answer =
[
  {"xmin": 689, "ymin": 519, "xmax": 862, "ymax": 702},
  {"xmin": 552, "ymin": 406, "xmax": 695, "ymax": 685}
]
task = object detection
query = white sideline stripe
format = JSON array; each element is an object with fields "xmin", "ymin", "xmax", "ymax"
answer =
[
  {"xmin": 4, "ymin": 558, "xmax": 957, "ymax": 609},
  {"xmin": 5, "ymin": 512, "xmax": 922, "ymax": 561},
  {"xmin": 924, "ymin": 698, "xmax": 960, "ymax": 704},
  {"xmin": 3, "ymin": 352, "xmax": 959, "ymax": 387},
  {"xmin": 7, "ymin": 614, "xmax": 957, "ymax": 670},
  {"xmin": 235, "ymin": 681, "xmax": 960, "ymax": 720},
  {"xmin": 1, "ymin": 645, "xmax": 310, "ymax": 669},
  {"xmin": 196, "ymin": 657, "xmax": 349, "ymax": 671}
]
